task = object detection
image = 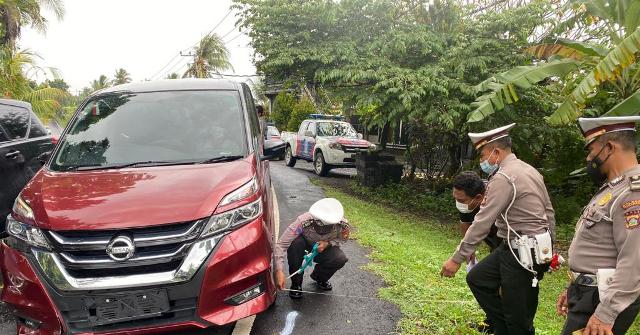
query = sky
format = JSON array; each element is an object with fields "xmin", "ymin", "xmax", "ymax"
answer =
[{"xmin": 19, "ymin": 0, "xmax": 257, "ymax": 93}]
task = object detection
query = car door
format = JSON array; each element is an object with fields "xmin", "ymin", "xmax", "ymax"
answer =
[
  {"xmin": 295, "ymin": 121, "xmax": 309, "ymax": 157},
  {"xmin": 0, "ymin": 104, "xmax": 52, "ymax": 233},
  {"xmin": 303, "ymin": 121, "xmax": 317, "ymax": 160}
]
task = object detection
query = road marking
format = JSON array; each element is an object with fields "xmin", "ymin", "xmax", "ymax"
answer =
[
  {"xmin": 273, "ymin": 184, "xmax": 280, "ymax": 241},
  {"xmin": 230, "ymin": 185, "xmax": 280, "ymax": 335},
  {"xmin": 279, "ymin": 311, "xmax": 299, "ymax": 335},
  {"xmin": 231, "ymin": 315, "xmax": 256, "ymax": 335}
]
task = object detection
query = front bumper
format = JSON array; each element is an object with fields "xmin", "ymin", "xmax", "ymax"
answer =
[
  {"xmin": 325, "ymin": 149, "xmax": 358, "ymax": 166},
  {"xmin": 0, "ymin": 218, "xmax": 276, "ymax": 334}
]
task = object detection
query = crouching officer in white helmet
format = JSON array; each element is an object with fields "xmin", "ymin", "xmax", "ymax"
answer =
[
  {"xmin": 557, "ymin": 116, "xmax": 640, "ymax": 335},
  {"xmin": 441, "ymin": 123, "xmax": 556, "ymax": 335},
  {"xmin": 274, "ymin": 198, "xmax": 350, "ymax": 299}
]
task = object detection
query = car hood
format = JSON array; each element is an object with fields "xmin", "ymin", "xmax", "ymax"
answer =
[
  {"xmin": 20, "ymin": 158, "xmax": 256, "ymax": 231},
  {"xmin": 330, "ymin": 137, "xmax": 371, "ymax": 147}
]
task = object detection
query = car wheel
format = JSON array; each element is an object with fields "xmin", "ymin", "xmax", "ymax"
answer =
[
  {"xmin": 285, "ymin": 146, "xmax": 296, "ymax": 167},
  {"xmin": 314, "ymin": 152, "xmax": 330, "ymax": 176}
]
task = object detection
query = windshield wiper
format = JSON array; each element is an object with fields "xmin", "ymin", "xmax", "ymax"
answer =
[
  {"xmin": 198, "ymin": 155, "xmax": 244, "ymax": 164},
  {"xmin": 62, "ymin": 160, "xmax": 197, "ymax": 171}
]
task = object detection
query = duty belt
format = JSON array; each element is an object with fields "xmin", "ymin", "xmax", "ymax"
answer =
[{"xmin": 569, "ymin": 271, "xmax": 598, "ymax": 287}]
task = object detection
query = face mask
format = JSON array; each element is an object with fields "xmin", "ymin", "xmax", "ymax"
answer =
[
  {"xmin": 480, "ymin": 149, "xmax": 499, "ymax": 175},
  {"xmin": 586, "ymin": 144, "xmax": 611, "ymax": 185},
  {"xmin": 456, "ymin": 201, "xmax": 474, "ymax": 214}
]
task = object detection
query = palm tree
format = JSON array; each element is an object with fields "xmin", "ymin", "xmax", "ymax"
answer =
[
  {"xmin": 183, "ymin": 33, "xmax": 233, "ymax": 78},
  {"xmin": 112, "ymin": 68, "xmax": 131, "ymax": 85},
  {"xmin": 0, "ymin": 0, "xmax": 65, "ymax": 46},
  {"xmin": 468, "ymin": 0, "xmax": 640, "ymax": 125},
  {"xmin": 90, "ymin": 75, "xmax": 110, "ymax": 92},
  {"xmin": 0, "ymin": 47, "xmax": 68, "ymax": 121}
]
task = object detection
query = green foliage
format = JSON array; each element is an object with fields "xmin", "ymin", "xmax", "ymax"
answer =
[
  {"xmin": 112, "ymin": 68, "xmax": 131, "ymax": 86},
  {"xmin": 286, "ymin": 98, "xmax": 315, "ymax": 131},
  {"xmin": 468, "ymin": 59, "xmax": 580, "ymax": 122},
  {"xmin": 604, "ymin": 90, "xmax": 640, "ymax": 116},
  {"xmin": 90, "ymin": 74, "xmax": 110, "ymax": 92},
  {"xmin": 0, "ymin": 0, "xmax": 65, "ymax": 46},
  {"xmin": 548, "ymin": 27, "xmax": 640, "ymax": 125},
  {"xmin": 271, "ymin": 91, "xmax": 296, "ymax": 130},
  {"xmin": 349, "ymin": 180, "xmax": 457, "ymax": 221},
  {"xmin": 235, "ymin": 0, "xmax": 551, "ymax": 174},
  {"xmin": 469, "ymin": 1, "xmax": 640, "ymax": 125},
  {"xmin": 183, "ymin": 33, "xmax": 232, "ymax": 78},
  {"xmin": 320, "ymin": 184, "xmax": 608, "ymax": 335},
  {"xmin": 0, "ymin": 47, "xmax": 69, "ymax": 122},
  {"xmin": 45, "ymin": 78, "xmax": 69, "ymax": 91}
]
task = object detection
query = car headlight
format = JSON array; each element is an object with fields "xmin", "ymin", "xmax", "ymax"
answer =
[
  {"xmin": 6, "ymin": 215, "xmax": 51, "ymax": 250},
  {"xmin": 201, "ymin": 198, "xmax": 262, "ymax": 238},
  {"xmin": 13, "ymin": 196, "xmax": 34, "ymax": 220},
  {"xmin": 219, "ymin": 178, "xmax": 258, "ymax": 207},
  {"xmin": 329, "ymin": 142, "xmax": 343, "ymax": 150}
]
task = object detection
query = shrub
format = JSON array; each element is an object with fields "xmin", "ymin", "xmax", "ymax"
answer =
[
  {"xmin": 271, "ymin": 92, "xmax": 296, "ymax": 130},
  {"xmin": 287, "ymin": 98, "xmax": 315, "ymax": 131}
]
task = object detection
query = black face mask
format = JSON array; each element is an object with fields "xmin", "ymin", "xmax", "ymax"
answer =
[{"xmin": 586, "ymin": 144, "xmax": 612, "ymax": 185}]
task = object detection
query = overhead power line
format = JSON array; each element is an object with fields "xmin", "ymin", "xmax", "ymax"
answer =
[
  {"xmin": 150, "ymin": 53, "xmax": 181, "ymax": 80},
  {"xmin": 224, "ymin": 32, "xmax": 244, "ymax": 44},
  {"xmin": 148, "ymin": 8, "xmax": 233, "ymax": 79}
]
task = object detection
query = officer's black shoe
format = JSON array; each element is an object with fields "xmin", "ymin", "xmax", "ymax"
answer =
[
  {"xmin": 289, "ymin": 285, "xmax": 303, "ymax": 299},
  {"xmin": 310, "ymin": 273, "xmax": 333, "ymax": 291},
  {"xmin": 315, "ymin": 281, "xmax": 333, "ymax": 291},
  {"xmin": 468, "ymin": 320, "xmax": 494, "ymax": 334}
]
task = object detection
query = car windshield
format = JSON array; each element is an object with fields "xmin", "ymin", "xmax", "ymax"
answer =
[
  {"xmin": 267, "ymin": 126, "xmax": 280, "ymax": 136},
  {"xmin": 316, "ymin": 122, "xmax": 357, "ymax": 137},
  {"xmin": 51, "ymin": 90, "xmax": 246, "ymax": 171}
]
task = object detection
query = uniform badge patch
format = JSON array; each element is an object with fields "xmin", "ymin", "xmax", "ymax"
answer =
[
  {"xmin": 622, "ymin": 199, "xmax": 640, "ymax": 209},
  {"xmin": 625, "ymin": 213, "xmax": 640, "ymax": 229},
  {"xmin": 598, "ymin": 193, "xmax": 613, "ymax": 206},
  {"xmin": 481, "ymin": 186, "xmax": 490, "ymax": 207}
]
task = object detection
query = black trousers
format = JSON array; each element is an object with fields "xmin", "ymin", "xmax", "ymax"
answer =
[
  {"xmin": 467, "ymin": 243, "xmax": 549, "ymax": 335},
  {"xmin": 561, "ymin": 284, "xmax": 640, "ymax": 335},
  {"xmin": 484, "ymin": 225, "xmax": 502, "ymax": 252},
  {"xmin": 287, "ymin": 235, "xmax": 348, "ymax": 286}
]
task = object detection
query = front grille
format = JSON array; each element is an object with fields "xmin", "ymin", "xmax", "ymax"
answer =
[
  {"xmin": 45, "ymin": 219, "xmax": 205, "ymax": 278},
  {"xmin": 343, "ymin": 146, "xmax": 368, "ymax": 153}
]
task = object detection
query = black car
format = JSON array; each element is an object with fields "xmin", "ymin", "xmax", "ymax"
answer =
[{"xmin": 0, "ymin": 99, "xmax": 53, "ymax": 234}]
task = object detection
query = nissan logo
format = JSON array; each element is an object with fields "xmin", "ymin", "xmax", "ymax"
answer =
[{"xmin": 106, "ymin": 236, "xmax": 135, "ymax": 262}]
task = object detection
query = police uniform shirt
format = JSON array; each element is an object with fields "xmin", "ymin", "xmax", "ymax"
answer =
[
  {"xmin": 452, "ymin": 153, "xmax": 556, "ymax": 264},
  {"xmin": 568, "ymin": 165, "xmax": 640, "ymax": 324}
]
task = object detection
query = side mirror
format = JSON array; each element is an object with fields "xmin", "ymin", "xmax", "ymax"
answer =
[
  {"xmin": 357, "ymin": 133, "xmax": 363, "ymax": 139},
  {"xmin": 262, "ymin": 139, "xmax": 286, "ymax": 161},
  {"xmin": 304, "ymin": 130, "xmax": 315, "ymax": 138},
  {"xmin": 37, "ymin": 151, "xmax": 52, "ymax": 164}
]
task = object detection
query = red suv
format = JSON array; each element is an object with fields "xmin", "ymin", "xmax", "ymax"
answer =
[{"xmin": 0, "ymin": 79, "xmax": 284, "ymax": 334}]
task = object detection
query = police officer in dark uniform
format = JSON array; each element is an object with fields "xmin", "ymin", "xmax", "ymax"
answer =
[
  {"xmin": 557, "ymin": 116, "xmax": 640, "ymax": 335},
  {"xmin": 452, "ymin": 171, "xmax": 502, "ymax": 333},
  {"xmin": 441, "ymin": 124, "xmax": 556, "ymax": 335}
]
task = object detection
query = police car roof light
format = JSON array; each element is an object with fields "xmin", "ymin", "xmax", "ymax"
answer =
[{"xmin": 308, "ymin": 114, "xmax": 344, "ymax": 121}]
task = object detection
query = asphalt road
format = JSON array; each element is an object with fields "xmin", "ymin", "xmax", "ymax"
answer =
[
  {"xmin": 0, "ymin": 161, "xmax": 399, "ymax": 335},
  {"xmin": 249, "ymin": 161, "xmax": 400, "ymax": 335}
]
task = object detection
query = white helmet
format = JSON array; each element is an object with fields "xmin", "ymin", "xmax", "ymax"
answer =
[{"xmin": 309, "ymin": 198, "xmax": 344, "ymax": 226}]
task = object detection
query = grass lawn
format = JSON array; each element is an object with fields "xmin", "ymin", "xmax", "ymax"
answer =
[{"xmin": 319, "ymin": 185, "xmax": 640, "ymax": 335}]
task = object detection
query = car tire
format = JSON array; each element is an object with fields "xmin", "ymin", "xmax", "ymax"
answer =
[
  {"xmin": 285, "ymin": 146, "xmax": 296, "ymax": 167},
  {"xmin": 314, "ymin": 151, "xmax": 330, "ymax": 176}
]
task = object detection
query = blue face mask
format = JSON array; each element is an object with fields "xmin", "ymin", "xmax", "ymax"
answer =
[{"xmin": 480, "ymin": 149, "xmax": 499, "ymax": 175}]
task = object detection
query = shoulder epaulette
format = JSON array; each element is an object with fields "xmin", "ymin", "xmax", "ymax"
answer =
[{"xmin": 629, "ymin": 174, "xmax": 640, "ymax": 191}]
